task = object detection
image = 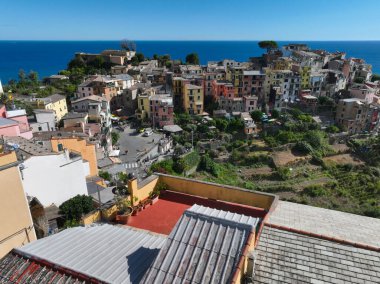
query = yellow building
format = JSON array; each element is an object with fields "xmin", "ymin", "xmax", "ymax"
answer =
[
  {"xmin": 301, "ymin": 66, "xmax": 311, "ymax": 89},
  {"xmin": 183, "ymin": 84, "xmax": 204, "ymax": 115},
  {"xmin": 32, "ymin": 94, "xmax": 68, "ymax": 121},
  {"xmin": 136, "ymin": 88, "xmax": 155, "ymax": 121},
  {"xmin": 263, "ymin": 68, "xmax": 284, "ymax": 102},
  {"xmin": 272, "ymin": 57, "xmax": 292, "ymax": 70},
  {"xmin": 172, "ymin": 77, "xmax": 186, "ymax": 95},
  {"xmin": 51, "ymin": 136, "xmax": 98, "ymax": 176},
  {"xmin": 0, "ymin": 151, "xmax": 37, "ymax": 258}
]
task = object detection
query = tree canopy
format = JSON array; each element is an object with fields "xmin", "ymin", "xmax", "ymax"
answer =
[
  {"xmin": 120, "ymin": 39, "xmax": 136, "ymax": 51},
  {"xmin": 59, "ymin": 195, "xmax": 95, "ymax": 225},
  {"xmin": 258, "ymin": 41, "xmax": 278, "ymax": 52},
  {"xmin": 185, "ymin": 53, "xmax": 200, "ymax": 65}
]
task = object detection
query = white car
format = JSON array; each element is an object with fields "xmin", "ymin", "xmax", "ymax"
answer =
[{"xmin": 143, "ymin": 129, "xmax": 153, "ymax": 137}]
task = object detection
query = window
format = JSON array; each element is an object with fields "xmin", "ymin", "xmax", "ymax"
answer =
[
  {"xmin": 38, "ymin": 126, "xmax": 42, "ymax": 131},
  {"xmin": 58, "ymin": 143, "xmax": 64, "ymax": 151}
]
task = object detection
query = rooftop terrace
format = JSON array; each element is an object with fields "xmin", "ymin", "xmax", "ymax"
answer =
[{"xmin": 127, "ymin": 190, "xmax": 267, "ymax": 235}]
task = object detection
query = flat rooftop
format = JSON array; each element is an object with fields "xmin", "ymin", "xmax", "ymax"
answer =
[{"xmin": 127, "ymin": 190, "xmax": 267, "ymax": 235}]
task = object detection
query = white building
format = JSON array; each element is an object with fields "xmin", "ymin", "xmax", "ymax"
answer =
[
  {"xmin": 309, "ymin": 72, "xmax": 325, "ymax": 97},
  {"xmin": 281, "ymin": 70, "xmax": 301, "ymax": 103},
  {"xmin": 71, "ymin": 95, "xmax": 111, "ymax": 128},
  {"xmin": 5, "ymin": 137, "xmax": 89, "ymax": 207},
  {"xmin": 29, "ymin": 109, "xmax": 56, "ymax": 132}
]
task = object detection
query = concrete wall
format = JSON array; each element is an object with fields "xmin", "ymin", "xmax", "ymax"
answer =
[
  {"xmin": 51, "ymin": 137, "xmax": 99, "ymax": 176},
  {"xmin": 21, "ymin": 154, "xmax": 88, "ymax": 206},
  {"xmin": 157, "ymin": 174, "xmax": 276, "ymax": 211},
  {"xmin": 128, "ymin": 176, "xmax": 159, "ymax": 206},
  {"xmin": 33, "ymin": 112, "xmax": 56, "ymax": 131},
  {"xmin": 46, "ymin": 99, "xmax": 68, "ymax": 121},
  {"xmin": 0, "ymin": 152, "xmax": 36, "ymax": 258},
  {"xmin": 0, "ymin": 124, "xmax": 21, "ymax": 137}
]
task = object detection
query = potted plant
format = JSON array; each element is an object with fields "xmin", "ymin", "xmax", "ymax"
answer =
[
  {"xmin": 114, "ymin": 195, "xmax": 133, "ymax": 225},
  {"xmin": 157, "ymin": 182, "xmax": 169, "ymax": 195},
  {"xmin": 149, "ymin": 189, "xmax": 160, "ymax": 205},
  {"xmin": 132, "ymin": 197, "xmax": 139, "ymax": 216}
]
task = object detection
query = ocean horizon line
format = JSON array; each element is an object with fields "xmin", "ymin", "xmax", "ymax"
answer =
[{"xmin": 1, "ymin": 39, "xmax": 380, "ymax": 42}]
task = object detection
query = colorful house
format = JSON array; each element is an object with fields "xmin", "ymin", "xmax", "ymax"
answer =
[{"xmin": 183, "ymin": 84, "xmax": 204, "ymax": 115}]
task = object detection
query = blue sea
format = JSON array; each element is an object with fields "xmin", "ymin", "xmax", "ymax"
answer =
[{"xmin": 0, "ymin": 40, "xmax": 380, "ymax": 82}]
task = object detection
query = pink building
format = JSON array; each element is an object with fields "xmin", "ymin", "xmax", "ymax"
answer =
[
  {"xmin": 0, "ymin": 105, "xmax": 33, "ymax": 139},
  {"xmin": 150, "ymin": 94, "xmax": 174, "ymax": 128},
  {"xmin": 349, "ymin": 84, "xmax": 377, "ymax": 104}
]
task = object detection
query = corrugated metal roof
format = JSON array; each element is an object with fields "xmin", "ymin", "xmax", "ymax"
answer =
[
  {"xmin": 15, "ymin": 224, "xmax": 166, "ymax": 284},
  {"xmin": 143, "ymin": 204, "xmax": 260, "ymax": 284}
]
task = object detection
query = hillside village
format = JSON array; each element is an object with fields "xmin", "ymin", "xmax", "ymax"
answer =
[{"xmin": 1, "ymin": 41, "xmax": 380, "ymax": 283}]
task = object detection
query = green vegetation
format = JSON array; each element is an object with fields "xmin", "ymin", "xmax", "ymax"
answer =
[
  {"xmin": 131, "ymin": 52, "xmax": 145, "ymax": 66},
  {"xmin": 250, "ymin": 110, "xmax": 264, "ymax": 122},
  {"xmin": 151, "ymin": 151, "xmax": 200, "ymax": 175},
  {"xmin": 59, "ymin": 195, "xmax": 95, "ymax": 227},
  {"xmin": 152, "ymin": 105, "xmax": 380, "ymax": 219},
  {"xmin": 153, "ymin": 54, "xmax": 172, "ymax": 67},
  {"xmin": 371, "ymin": 73, "xmax": 380, "ymax": 82},
  {"xmin": 258, "ymin": 40, "xmax": 278, "ymax": 52},
  {"xmin": 150, "ymin": 159, "xmax": 175, "ymax": 175},
  {"xmin": 111, "ymin": 131, "xmax": 120, "ymax": 145},
  {"xmin": 173, "ymin": 151, "xmax": 200, "ymax": 174},
  {"xmin": 185, "ymin": 53, "xmax": 200, "ymax": 65},
  {"xmin": 99, "ymin": 171, "xmax": 112, "ymax": 181},
  {"xmin": 198, "ymin": 154, "xmax": 221, "ymax": 177}
]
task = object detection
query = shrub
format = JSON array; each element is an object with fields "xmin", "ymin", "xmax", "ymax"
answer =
[
  {"xmin": 111, "ymin": 131, "xmax": 120, "ymax": 145},
  {"xmin": 276, "ymin": 167, "xmax": 291, "ymax": 180},
  {"xmin": 59, "ymin": 195, "xmax": 95, "ymax": 224},
  {"xmin": 198, "ymin": 155, "xmax": 220, "ymax": 177},
  {"xmin": 99, "ymin": 171, "xmax": 112, "ymax": 181},
  {"xmin": 150, "ymin": 159, "xmax": 174, "ymax": 174},
  {"xmin": 326, "ymin": 125, "xmax": 340, "ymax": 133},
  {"xmin": 293, "ymin": 141, "xmax": 314, "ymax": 155},
  {"xmin": 173, "ymin": 151, "xmax": 200, "ymax": 174},
  {"xmin": 302, "ymin": 185, "xmax": 328, "ymax": 197}
]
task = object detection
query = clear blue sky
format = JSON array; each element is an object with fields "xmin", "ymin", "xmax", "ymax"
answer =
[{"xmin": 2, "ymin": 0, "xmax": 380, "ymax": 40}]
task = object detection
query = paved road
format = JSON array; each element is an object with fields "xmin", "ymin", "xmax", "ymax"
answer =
[
  {"xmin": 104, "ymin": 125, "xmax": 163, "ymax": 180},
  {"xmin": 115, "ymin": 125, "xmax": 162, "ymax": 164}
]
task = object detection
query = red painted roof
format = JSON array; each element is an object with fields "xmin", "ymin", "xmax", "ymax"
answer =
[
  {"xmin": 0, "ymin": 252, "xmax": 92, "ymax": 283},
  {"xmin": 127, "ymin": 190, "xmax": 267, "ymax": 235}
]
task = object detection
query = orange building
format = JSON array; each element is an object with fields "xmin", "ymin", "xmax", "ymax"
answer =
[
  {"xmin": 51, "ymin": 136, "xmax": 98, "ymax": 176},
  {"xmin": 0, "ymin": 151, "xmax": 37, "ymax": 258}
]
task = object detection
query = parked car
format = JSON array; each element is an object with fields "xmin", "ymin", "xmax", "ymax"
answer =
[{"xmin": 143, "ymin": 129, "xmax": 153, "ymax": 137}]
